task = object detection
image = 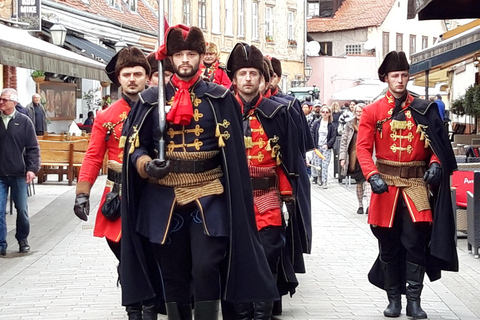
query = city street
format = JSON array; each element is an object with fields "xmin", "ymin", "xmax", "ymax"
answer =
[{"xmin": 1, "ymin": 172, "xmax": 480, "ymax": 320}]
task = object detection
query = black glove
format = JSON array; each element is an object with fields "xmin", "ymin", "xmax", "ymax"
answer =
[
  {"xmin": 74, "ymin": 193, "xmax": 90, "ymax": 221},
  {"xmin": 423, "ymin": 162, "xmax": 442, "ymax": 186},
  {"xmin": 145, "ymin": 159, "xmax": 171, "ymax": 180},
  {"xmin": 369, "ymin": 173, "xmax": 388, "ymax": 194}
]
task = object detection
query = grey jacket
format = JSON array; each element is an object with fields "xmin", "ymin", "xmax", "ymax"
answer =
[{"xmin": 26, "ymin": 102, "xmax": 48, "ymax": 133}]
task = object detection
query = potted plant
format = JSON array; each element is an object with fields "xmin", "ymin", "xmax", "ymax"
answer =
[
  {"xmin": 31, "ymin": 70, "xmax": 45, "ymax": 83},
  {"xmin": 266, "ymin": 35, "xmax": 274, "ymax": 43}
]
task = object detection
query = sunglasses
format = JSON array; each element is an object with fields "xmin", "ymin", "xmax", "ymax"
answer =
[
  {"xmin": 321, "ymin": 111, "xmax": 330, "ymax": 114},
  {"xmin": 0, "ymin": 98, "xmax": 14, "ymax": 103}
]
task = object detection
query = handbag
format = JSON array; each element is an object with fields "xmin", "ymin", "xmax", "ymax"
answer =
[{"xmin": 101, "ymin": 182, "xmax": 121, "ymax": 221}]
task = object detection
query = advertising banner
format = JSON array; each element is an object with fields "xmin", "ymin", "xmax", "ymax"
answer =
[{"xmin": 17, "ymin": 0, "xmax": 41, "ymax": 31}]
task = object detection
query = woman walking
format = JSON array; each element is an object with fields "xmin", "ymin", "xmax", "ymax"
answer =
[
  {"xmin": 311, "ymin": 105, "xmax": 336, "ymax": 188},
  {"xmin": 339, "ymin": 103, "xmax": 366, "ymax": 213}
]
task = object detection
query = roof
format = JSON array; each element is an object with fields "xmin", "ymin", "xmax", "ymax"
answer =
[
  {"xmin": 46, "ymin": 0, "xmax": 159, "ymax": 34},
  {"xmin": 307, "ymin": 0, "xmax": 396, "ymax": 33}
]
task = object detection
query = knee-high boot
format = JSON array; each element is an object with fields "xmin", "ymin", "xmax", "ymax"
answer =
[
  {"xmin": 194, "ymin": 300, "xmax": 219, "ymax": 320},
  {"xmin": 233, "ymin": 303, "xmax": 254, "ymax": 320},
  {"xmin": 166, "ymin": 302, "xmax": 192, "ymax": 320},
  {"xmin": 253, "ymin": 301, "xmax": 273, "ymax": 320},
  {"xmin": 272, "ymin": 297, "xmax": 282, "ymax": 316},
  {"xmin": 381, "ymin": 260, "xmax": 402, "ymax": 317},
  {"xmin": 126, "ymin": 303, "xmax": 143, "ymax": 320},
  {"xmin": 406, "ymin": 262, "xmax": 427, "ymax": 319},
  {"xmin": 143, "ymin": 303, "xmax": 158, "ymax": 320}
]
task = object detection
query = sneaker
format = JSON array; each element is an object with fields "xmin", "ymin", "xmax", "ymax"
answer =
[
  {"xmin": 357, "ymin": 207, "xmax": 364, "ymax": 214},
  {"xmin": 19, "ymin": 241, "xmax": 30, "ymax": 253},
  {"xmin": 322, "ymin": 182, "xmax": 328, "ymax": 189}
]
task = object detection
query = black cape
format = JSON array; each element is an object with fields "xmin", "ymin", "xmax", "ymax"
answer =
[{"xmin": 120, "ymin": 80, "xmax": 279, "ymax": 305}]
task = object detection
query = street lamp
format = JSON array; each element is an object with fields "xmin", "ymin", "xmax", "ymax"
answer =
[
  {"xmin": 115, "ymin": 40, "xmax": 128, "ymax": 52},
  {"xmin": 304, "ymin": 63, "xmax": 313, "ymax": 82},
  {"xmin": 50, "ymin": 23, "xmax": 67, "ymax": 46}
]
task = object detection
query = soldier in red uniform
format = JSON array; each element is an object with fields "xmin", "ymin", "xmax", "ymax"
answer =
[
  {"xmin": 198, "ymin": 41, "xmax": 232, "ymax": 88},
  {"xmin": 226, "ymin": 43, "xmax": 300, "ymax": 320},
  {"xmin": 357, "ymin": 51, "xmax": 458, "ymax": 319},
  {"xmin": 73, "ymin": 47, "xmax": 158, "ymax": 320}
]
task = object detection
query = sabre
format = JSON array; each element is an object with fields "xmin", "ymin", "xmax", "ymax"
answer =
[{"xmin": 157, "ymin": 1, "xmax": 166, "ymax": 161}]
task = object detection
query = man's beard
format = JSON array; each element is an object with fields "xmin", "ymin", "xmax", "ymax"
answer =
[{"xmin": 175, "ymin": 63, "xmax": 200, "ymax": 79}]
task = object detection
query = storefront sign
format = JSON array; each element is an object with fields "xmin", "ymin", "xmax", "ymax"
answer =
[{"xmin": 17, "ymin": 0, "xmax": 41, "ymax": 31}]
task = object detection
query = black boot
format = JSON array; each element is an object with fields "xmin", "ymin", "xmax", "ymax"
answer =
[
  {"xmin": 143, "ymin": 303, "xmax": 158, "ymax": 320},
  {"xmin": 253, "ymin": 301, "xmax": 273, "ymax": 320},
  {"xmin": 166, "ymin": 302, "xmax": 192, "ymax": 320},
  {"xmin": 195, "ymin": 300, "xmax": 219, "ymax": 320},
  {"xmin": 312, "ymin": 177, "xmax": 318, "ymax": 184},
  {"xmin": 381, "ymin": 260, "xmax": 402, "ymax": 317},
  {"xmin": 272, "ymin": 297, "xmax": 282, "ymax": 316},
  {"xmin": 233, "ymin": 303, "xmax": 254, "ymax": 320},
  {"xmin": 126, "ymin": 304, "xmax": 143, "ymax": 320},
  {"xmin": 406, "ymin": 262, "xmax": 428, "ymax": 319}
]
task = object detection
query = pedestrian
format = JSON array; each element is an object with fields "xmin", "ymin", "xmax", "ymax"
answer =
[
  {"xmin": 307, "ymin": 101, "xmax": 321, "ymax": 129},
  {"xmin": 26, "ymin": 93, "xmax": 48, "ymax": 135},
  {"xmin": 310, "ymin": 105, "xmax": 336, "ymax": 188},
  {"xmin": 83, "ymin": 111, "xmax": 94, "ymax": 126},
  {"xmin": 120, "ymin": 24, "xmax": 278, "ymax": 320},
  {"xmin": 330, "ymin": 101, "xmax": 341, "ymax": 134},
  {"xmin": 199, "ymin": 41, "xmax": 232, "ymax": 88},
  {"xmin": 0, "ymin": 88, "xmax": 39, "ymax": 256},
  {"xmin": 357, "ymin": 51, "xmax": 458, "ymax": 319},
  {"xmin": 337, "ymin": 101, "xmax": 355, "ymax": 135},
  {"xmin": 434, "ymin": 94, "xmax": 445, "ymax": 121},
  {"xmin": 227, "ymin": 43, "xmax": 306, "ymax": 319},
  {"xmin": 339, "ymin": 103, "xmax": 366, "ymax": 214},
  {"xmin": 73, "ymin": 46, "xmax": 161, "ymax": 320},
  {"xmin": 147, "ymin": 52, "xmax": 175, "ymax": 87}
]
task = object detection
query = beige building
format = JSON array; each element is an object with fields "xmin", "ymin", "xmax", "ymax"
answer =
[{"xmin": 157, "ymin": 0, "xmax": 307, "ymax": 91}]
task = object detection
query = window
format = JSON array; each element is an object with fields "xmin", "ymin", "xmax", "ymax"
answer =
[
  {"xmin": 198, "ymin": 0, "xmax": 206, "ymax": 29},
  {"xmin": 382, "ymin": 32, "xmax": 389, "ymax": 57},
  {"xmin": 265, "ymin": 6, "xmax": 274, "ymax": 41},
  {"xmin": 225, "ymin": 0, "xmax": 233, "ymax": 35},
  {"xmin": 409, "ymin": 35, "xmax": 416, "ymax": 55},
  {"xmin": 319, "ymin": 42, "xmax": 332, "ymax": 56},
  {"xmin": 212, "ymin": 0, "xmax": 221, "ymax": 33},
  {"xmin": 183, "ymin": 0, "xmax": 191, "ymax": 25},
  {"xmin": 307, "ymin": 1, "xmax": 319, "ymax": 18},
  {"xmin": 287, "ymin": 11, "xmax": 295, "ymax": 41},
  {"xmin": 252, "ymin": 2, "xmax": 259, "ymax": 40},
  {"xmin": 237, "ymin": 0, "xmax": 245, "ymax": 37},
  {"xmin": 107, "ymin": 0, "xmax": 115, "ymax": 7},
  {"xmin": 345, "ymin": 44, "xmax": 362, "ymax": 55},
  {"xmin": 396, "ymin": 33, "xmax": 403, "ymax": 52},
  {"xmin": 433, "ymin": 37, "xmax": 437, "ymax": 45},
  {"xmin": 422, "ymin": 36, "xmax": 428, "ymax": 49},
  {"xmin": 128, "ymin": 0, "xmax": 137, "ymax": 12}
]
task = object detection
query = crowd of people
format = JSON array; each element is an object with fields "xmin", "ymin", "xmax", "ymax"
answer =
[{"xmin": 0, "ymin": 22, "xmax": 459, "ymax": 320}]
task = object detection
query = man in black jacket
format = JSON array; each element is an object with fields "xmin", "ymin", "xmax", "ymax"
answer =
[{"xmin": 0, "ymin": 88, "xmax": 39, "ymax": 256}]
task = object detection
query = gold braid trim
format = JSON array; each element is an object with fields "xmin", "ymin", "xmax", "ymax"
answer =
[
  {"xmin": 152, "ymin": 150, "xmax": 224, "ymax": 205},
  {"xmin": 376, "ymin": 159, "xmax": 430, "ymax": 212}
]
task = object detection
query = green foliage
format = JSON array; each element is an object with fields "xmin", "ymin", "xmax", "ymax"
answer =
[
  {"xmin": 463, "ymin": 85, "xmax": 480, "ymax": 116},
  {"xmin": 451, "ymin": 96, "xmax": 465, "ymax": 116},
  {"xmin": 30, "ymin": 70, "xmax": 45, "ymax": 78},
  {"xmin": 82, "ymin": 88, "xmax": 102, "ymax": 111}
]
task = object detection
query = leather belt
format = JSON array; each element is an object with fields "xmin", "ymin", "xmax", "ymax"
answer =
[
  {"xmin": 376, "ymin": 162, "xmax": 426, "ymax": 179},
  {"xmin": 107, "ymin": 169, "xmax": 122, "ymax": 184},
  {"xmin": 169, "ymin": 155, "xmax": 221, "ymax": 173},
  {"xmin": 251, "ymin": 176, "xmax": 276, "ymax": 190}
]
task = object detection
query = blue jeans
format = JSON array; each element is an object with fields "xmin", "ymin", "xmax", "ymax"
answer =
[{"xmin": 0, "ymin": 176, "xmax": 30, "ymax": 250}]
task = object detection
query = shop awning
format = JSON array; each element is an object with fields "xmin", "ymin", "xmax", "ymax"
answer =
[
  {"xmin": 409, "ymin": 25, "xmax": 480, "ymax": 87},
  {"xmin": 408, "ymin": 0, "xmax": 480, "ymax": 20},
  {"xmin": 65, "ymin": 35, "xmax": 115, "ymax": 63},
  {"xmin": 0, "ymin": 24, "xmax": 109, "ymax": 81}
]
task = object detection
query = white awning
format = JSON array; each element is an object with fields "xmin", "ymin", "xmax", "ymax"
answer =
[
  {"xmin": 331, "ymin": 82, "xmax": 387, "ymax": 102},
  {"xmin": 0, "ymin": 24, "xmax": 109, "ymax": 81}
]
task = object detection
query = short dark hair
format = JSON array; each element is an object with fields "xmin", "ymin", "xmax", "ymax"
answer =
[{"xmin": 87, "ymin": 111, "xmax": 94, "ymax": 117}]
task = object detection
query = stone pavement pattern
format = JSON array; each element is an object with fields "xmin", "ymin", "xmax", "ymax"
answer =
[{"xmin": 1, "ymin": 173, "xmax": 480, "ymax": 320}]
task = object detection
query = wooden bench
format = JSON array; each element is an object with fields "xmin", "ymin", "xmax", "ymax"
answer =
[{"xmin": 37, "ymin": 140, "xmax": 89, "ymax": 185}]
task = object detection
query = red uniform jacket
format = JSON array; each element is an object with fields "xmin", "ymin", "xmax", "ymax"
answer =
[
  {"xmin": 199, "ymin": 61, "xmax": 232, "ymax": 88},
  {"xmin": 78, "ymin": 99, "xmax": 130, "ymax": 242},
  {"xmin": 357, "ymin": 91, "xmax": 439, "ymax": 227}
]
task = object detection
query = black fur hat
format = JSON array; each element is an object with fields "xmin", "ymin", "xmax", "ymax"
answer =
[
  {"xmin": 270, "ymin": 57, "xmax": 282, "ymax": 77},
  {"xmin": 263, "ymin": 56, "xmax": 274, "ymax": 83},
  {"xmin": 156, "ymin": 25, "xmax": 205, "ymax": 60},
  {"xmin": 105, "ymin": 46, "xmax": 150, "ymax": 85},
  {"xmin": 146, "ymin": 52, "xmax": 157, "ymax": 75},
  {"xmin": 378, "ymin": 51, "xmax": 410, "ymax": 82},
  {"xmin": 226, "ymin": 43, "xmax": 264, "ymax": 80}
]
